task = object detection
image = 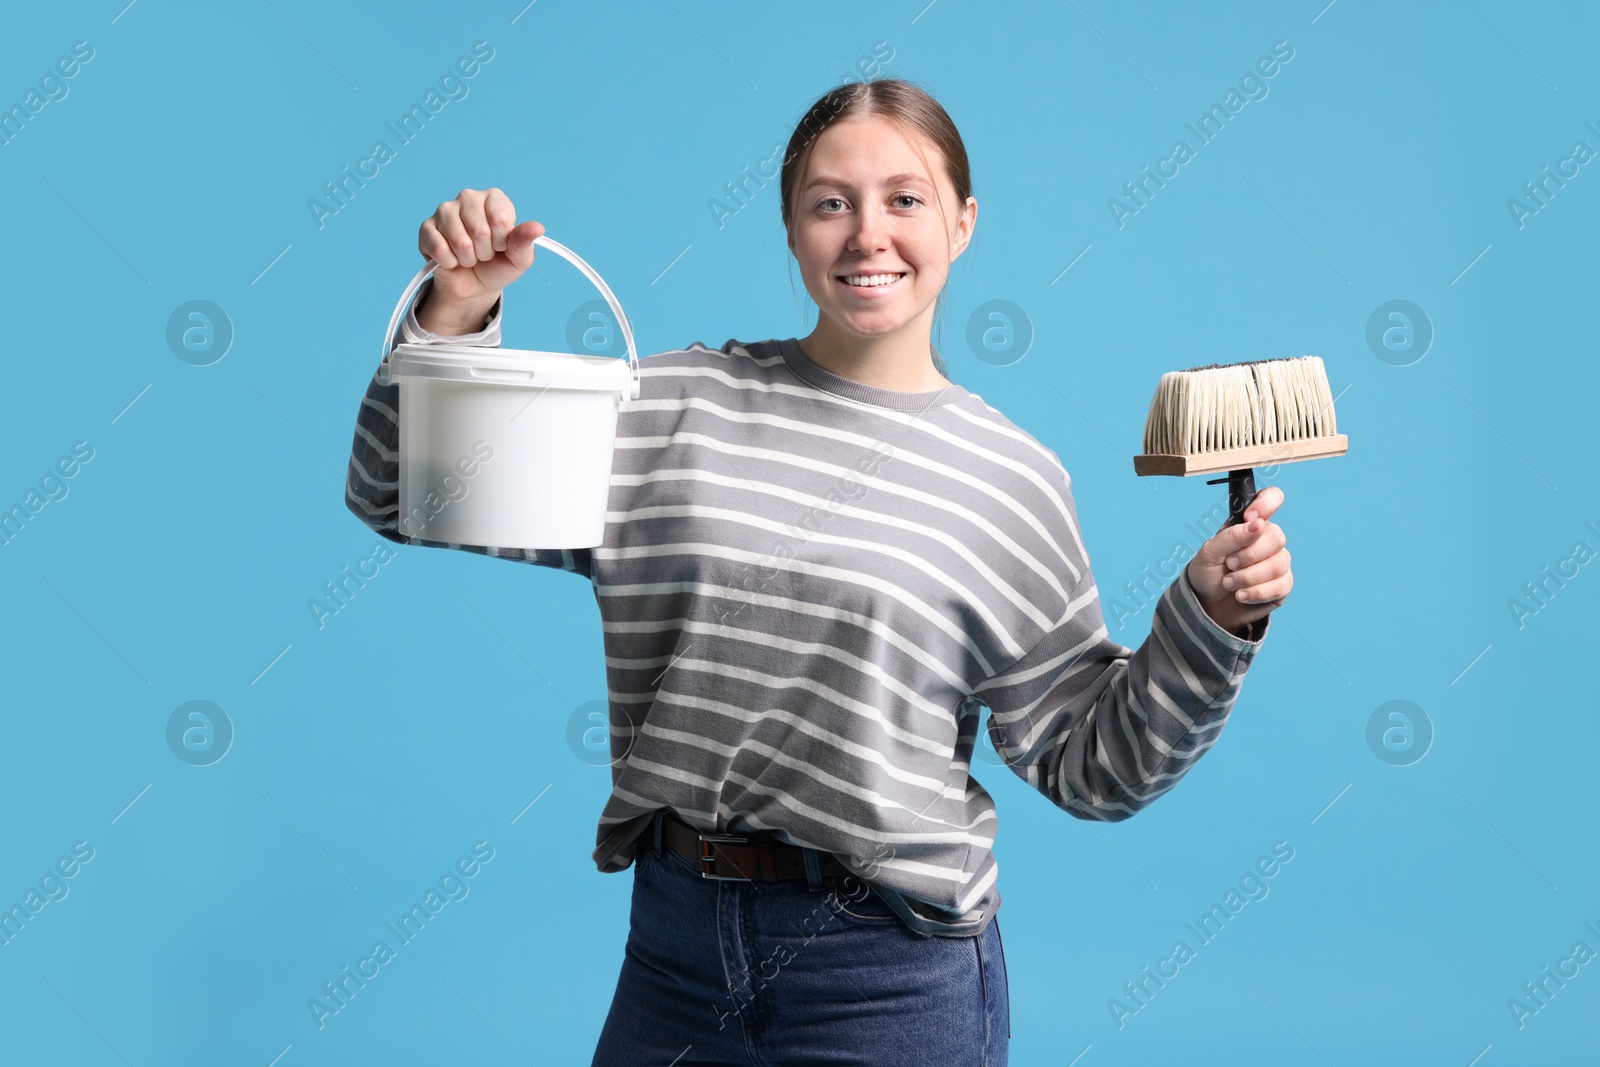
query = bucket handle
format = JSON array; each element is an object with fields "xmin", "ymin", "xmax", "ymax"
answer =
[{"xmin": 377, "ymin": 234, "xmax": 640, "ymax": 399}]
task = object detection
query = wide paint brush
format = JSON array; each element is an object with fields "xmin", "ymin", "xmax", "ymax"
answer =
[{"xmin": 1133, "ymin": 356, "xmax": 1347, "ymax": 526}]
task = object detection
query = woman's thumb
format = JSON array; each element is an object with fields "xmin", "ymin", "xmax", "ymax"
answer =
[{"xmin": 503, "ymin": 220, "xmax": 543, "ymax": 269}]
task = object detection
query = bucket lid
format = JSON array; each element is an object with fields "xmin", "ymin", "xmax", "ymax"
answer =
[{"xmin": 390, "ymin": 343, "xmax": 635, "ymax": 395}]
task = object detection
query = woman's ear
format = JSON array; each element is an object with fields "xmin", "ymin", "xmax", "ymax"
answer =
[{"xmin": 951, "ymin": 196, "xmax": 978, "ymax": 260}]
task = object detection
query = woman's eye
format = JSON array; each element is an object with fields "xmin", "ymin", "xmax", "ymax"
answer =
[
  {"xmin": 818, "ymin": 196, "xmax": 846, "ymax": 212},
  {"xmin": 893, "ymin": 194, "xmax": 922, "ymax": 209}
]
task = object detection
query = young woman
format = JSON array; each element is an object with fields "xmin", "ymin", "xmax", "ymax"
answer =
[{"xmin": 345, "ymin": 78, "xmax": 1290, "ymax": 1066}]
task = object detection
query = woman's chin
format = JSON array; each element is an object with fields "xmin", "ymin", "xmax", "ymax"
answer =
[{"xmin": 820, "ymin": 307, "xmax": 917, "ymax": 340}]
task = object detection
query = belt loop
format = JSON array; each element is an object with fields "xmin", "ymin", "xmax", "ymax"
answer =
[
  {"xmin": 652, "ymin": 808, "xmax": 665, "ymax": 858},
  {"xmin": 802, "ymin": 847, "xmax": 823, "ymax": 891}
]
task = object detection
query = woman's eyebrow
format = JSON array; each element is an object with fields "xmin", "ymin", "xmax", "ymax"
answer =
[{"xmin": 804, "ymin": 172, "xmax": 934, "ymax": 190}]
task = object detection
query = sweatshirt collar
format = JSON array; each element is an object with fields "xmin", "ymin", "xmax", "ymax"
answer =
[{"xmin": 777, "ymin": 337, "xmax": 968, "ymax": 413}]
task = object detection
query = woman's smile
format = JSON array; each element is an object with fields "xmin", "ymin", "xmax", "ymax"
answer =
[{"xmin": 836, "ymin": 269, "xmax": 908, "ymax": 297}]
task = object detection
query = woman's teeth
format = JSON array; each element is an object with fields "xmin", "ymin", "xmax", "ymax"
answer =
[{"xmin": 841, "ymin": 272, "xmax": 904, "ymax": 287}]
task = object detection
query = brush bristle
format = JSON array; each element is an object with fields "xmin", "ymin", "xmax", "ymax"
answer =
[{"xmin": 1141, "ymin": 355, "xmax": 1337, "ymax": 456}]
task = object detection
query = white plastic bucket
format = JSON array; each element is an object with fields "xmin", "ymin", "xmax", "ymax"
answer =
[{"xmin": 377, "ymin": 235, "xmax": 640, "ymax": 550}]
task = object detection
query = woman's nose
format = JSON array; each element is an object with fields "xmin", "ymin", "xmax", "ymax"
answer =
[{"xmin": 848, "ymin": 205, "xmax": 891, "ymax": 253}]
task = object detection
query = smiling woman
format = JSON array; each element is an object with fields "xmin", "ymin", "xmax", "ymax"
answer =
[
  {"xmin": 344, "ymin": 74, "xmax": 1286, "ymax": 1067},
  {"xmin": 780, "ymin": 80, "xmax": 976, "ymax": 391}
]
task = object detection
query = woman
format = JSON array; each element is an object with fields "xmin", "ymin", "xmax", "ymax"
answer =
[{"xmin": 345, "ymin": 78, "xmax": 1290, "ymax": 1066}]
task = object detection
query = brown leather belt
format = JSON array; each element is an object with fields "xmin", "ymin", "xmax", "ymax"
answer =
[{"xmin": 659, "ymin": 808, "xmax": 853, "ymax": 883}]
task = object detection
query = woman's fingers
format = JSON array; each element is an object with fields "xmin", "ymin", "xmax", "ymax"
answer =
[
  {"xmin": 419, "ymin": 216, "xmax": 459, "ymax": 270},
  {"xmin": 1234, "ymin": 568, "xmax": 1293, "ymax": 606},
  {"xmin": 484, "ymin": 188, "xmax": 516, "ymax": 253},
  {"xmin": 415, "ymin": 187, "xmax": 537, "ymax": 318},
  {"xmin": 435, "ymin": 199, "xmax": 478, "ymax": 268},
  {"xmin": 1225, "ymin": 520, "xmax": 1286, "ymax": 572},
  {"xmin": 420, "ymin": 188, "xmax": 522, "ymax": 268},
  {"xmin": 457, "ymin": 189, "xmax": 495, "ymax": 264},
  {"xmin": 1221, "ymin": 547, "xmax": 1291, "ymax": 599}
]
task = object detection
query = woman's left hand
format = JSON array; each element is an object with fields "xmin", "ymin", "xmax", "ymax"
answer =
[{"xmin": 1184, "ymin": 484, "xmax": 1291, "ymax": 639}]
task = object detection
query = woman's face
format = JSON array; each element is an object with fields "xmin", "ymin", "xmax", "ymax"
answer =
[{"xmin": 788, "ymin": 115, "xmax": 976, "ymax": 342}]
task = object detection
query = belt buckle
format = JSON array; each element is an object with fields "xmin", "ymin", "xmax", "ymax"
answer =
[{"xmin": 696, "ymin": 831, "xmax": 758, "ymax": 880}]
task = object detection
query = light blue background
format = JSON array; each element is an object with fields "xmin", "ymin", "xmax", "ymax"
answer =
[{"xmin": 1, "ymin": 1, "xmax": 1595, "ymax": 1063}]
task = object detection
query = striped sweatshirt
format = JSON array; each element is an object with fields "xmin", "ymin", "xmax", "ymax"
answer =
[{"xmin": 344, "ymin": 278, "xmax": 1269, "ymax": 938}]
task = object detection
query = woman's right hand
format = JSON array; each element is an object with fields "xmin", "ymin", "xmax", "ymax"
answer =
[{"xmin": 416, "ymin": 187, "xmax": 543, "ymax": 335}]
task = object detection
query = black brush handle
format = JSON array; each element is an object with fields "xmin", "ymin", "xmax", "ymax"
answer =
[{"xmin": 1205, "ymin": 467, "xmax": 1258, "ymax": 528}]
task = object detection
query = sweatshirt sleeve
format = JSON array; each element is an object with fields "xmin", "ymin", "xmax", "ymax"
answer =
[
  {"xmin": 972, "ymin": 475, "xmax": 1267, "ymax": 822},
  {"xmin": 343, "ymin": 277, "xmax": 594, "ymax": 579}
]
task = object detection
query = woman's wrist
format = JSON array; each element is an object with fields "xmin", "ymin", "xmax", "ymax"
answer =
[{"xmin": 415, "ymin": 284, "xmax": 499, "ymax": 336}]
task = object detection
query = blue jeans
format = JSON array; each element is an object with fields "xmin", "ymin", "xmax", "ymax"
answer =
[{"xmin": 590, "ymin": 809, "xmax": 1011, "ymax": 1066}]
